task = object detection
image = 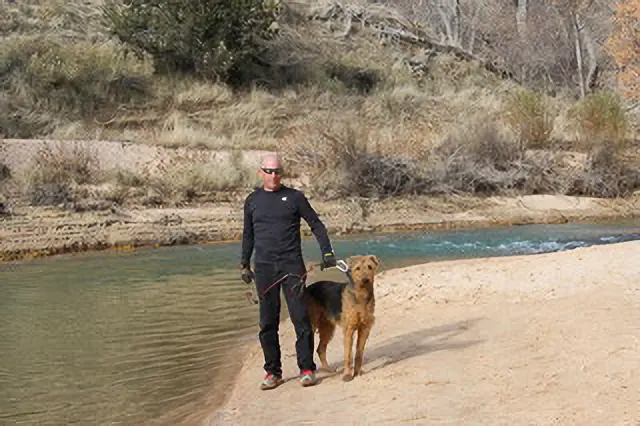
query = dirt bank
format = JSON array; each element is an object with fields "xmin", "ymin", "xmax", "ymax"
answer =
[
  {"xmin": 2, "ymin": 138, "xmax": 639, "ymax": 262},
  {"xmin": 1, "ymin": 193, "xmax": 639, "ymax": 262},
  {"xmin": 209, "ymin": 240, "xmax": 640, "ymax": 425}
]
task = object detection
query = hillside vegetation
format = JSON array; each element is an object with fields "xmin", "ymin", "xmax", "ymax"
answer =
[{"xmin": 1, "ymin": 0, "xmax": 639, "ymax": 209}]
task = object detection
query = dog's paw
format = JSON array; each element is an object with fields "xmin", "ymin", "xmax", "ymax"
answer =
[
  {"xmin": 342, "ymin": 374, "xmax": 353, "ymax": 382},
  {"xmin": 320, "ymin": 366, "xmax": 336, "ymax": 373}
]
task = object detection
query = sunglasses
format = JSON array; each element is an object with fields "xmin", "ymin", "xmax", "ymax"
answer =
[{"xmin": 261, "ymin": 167, "xmax": 282, "ymax": 175}]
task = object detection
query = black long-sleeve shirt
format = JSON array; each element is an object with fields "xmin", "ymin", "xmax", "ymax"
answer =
[{"xmin": 241, "ymin": 185, "xmax": 333, "ymax": 266}]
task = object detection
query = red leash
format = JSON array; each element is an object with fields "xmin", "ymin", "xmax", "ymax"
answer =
[
  {"xmin": 259, "ymin": 271, "xmax": 305, "ymax": 298},
  {"xmin": 244, "ymin": 260, "xmax": 351, "ymax": 305},
  {"xmin": 245, "ymin": 263, "xmax": 319, "ymax": 305}
]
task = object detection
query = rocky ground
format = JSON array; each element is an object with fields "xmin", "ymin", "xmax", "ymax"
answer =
[{"xmin": 2, "ymin": 192, "xmax": 639, "ymax": 262}]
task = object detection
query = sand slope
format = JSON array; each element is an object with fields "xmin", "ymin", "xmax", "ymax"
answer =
[{"xmin": 209, "ymin": 241, "xmax": 640, "ymax": 425}]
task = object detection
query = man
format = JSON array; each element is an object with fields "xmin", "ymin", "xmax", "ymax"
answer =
[{"xmin": 241, "ymin": 152, "xmax": 337, "ymax": 390}]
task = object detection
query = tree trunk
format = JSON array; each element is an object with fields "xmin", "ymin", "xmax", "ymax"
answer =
[
  {"xmin": 437, "ymin": 0, "xmax": 461, "ymax": 46},
  {"xmin": 582, "ymin": 21, "xmax": 598, "ymax": 91},
  {"xmin": 516, "ymin": 0, "xmax": 528, "ymax": 39},
  {"xmin": 438, "ymin": 0, "xmax": 455, "ymax": 45},
  {"xmin": 454, "ymin": 0, "xmax": 461, "ymax": 46},
  {"xmin": 572, "ymin": 13, "xmax": 586, "ymax": 98},
  {"xmin": 468, "ymin": 5, "xmax": 480, "ymax": 53}
]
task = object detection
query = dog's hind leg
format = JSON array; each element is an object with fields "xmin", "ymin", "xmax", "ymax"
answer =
[
  {"xmin": 354, "ymin": 323, "xmax": 372, "ymax": 377},
  {"xmin": 342, "ymin": 325, "xmax": 356, "ymax": 381},
  {"xmin": 316, "ymin": 318, "xmax": 335, "ymax": 372}
]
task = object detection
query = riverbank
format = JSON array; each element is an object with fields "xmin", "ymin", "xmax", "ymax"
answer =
[
  {"xmin": 209, "ymin": 240, "xmax": 640, "ymax": 425},
  {"xmin": 2, "ymin": 193, "xmax": 639, "ymax": 262}
]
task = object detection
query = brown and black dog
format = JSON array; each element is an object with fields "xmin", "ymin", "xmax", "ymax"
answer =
[{"xmin": 304, "ymin": 255, "xmax": 381, "ymax": 382}]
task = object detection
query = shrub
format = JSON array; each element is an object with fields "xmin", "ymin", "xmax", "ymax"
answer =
[
  {"xmin": 102, "ymin": 0, "xmax": 278, "ymax": 84},
  {"xmin": 282, "ymin": 121, "xmax": 428, "ymax": 199},
  {"xmin": 571, "ymin": 142, "xmax": 640, "ymax": 198},
  {"xmin": 431, "ymin": 120, "xmax": 528, "ymax": 195},
  {"xmin": 569, "ymin": 91, "xmax": 628, "ymax": 148},
  {"xmin": 504, "ymin": 90, "xmax": 554, "ymax": 149},
  {"xmin": 27, "ymin": 143, "xmax": 100, "ymax": 206},
  {"xmin": 0, "ymin": 163, "xmax": 11, "ymax": 182}
]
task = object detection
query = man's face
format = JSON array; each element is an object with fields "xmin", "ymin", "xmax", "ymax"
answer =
[{"xmin": 260, "ymin": 156, "xmax": 282, "ymax": 191}]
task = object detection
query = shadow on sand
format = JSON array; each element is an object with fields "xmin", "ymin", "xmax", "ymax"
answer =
[
  {"xmin": 301, "ymin": 316, "xmax": 485, "ymax": 383},
  {"xmin": 363, "ymin": 316, "xmax": 485, "ymax": 374}
]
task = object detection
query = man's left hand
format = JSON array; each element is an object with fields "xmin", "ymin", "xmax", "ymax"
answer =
[{"xmin": 321, "ymin": 251, "xmax": 337, "ymax": 269}]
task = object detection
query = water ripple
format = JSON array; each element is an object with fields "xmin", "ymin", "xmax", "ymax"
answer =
[{"xmin": 1, "ymin": 221, "xmax": 638, "ymax": 425}]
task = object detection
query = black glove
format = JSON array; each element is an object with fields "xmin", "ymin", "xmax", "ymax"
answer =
[
  {"xmin": 321, "ymin": 251, "xmax": 337, "ymax": 270},
  {"xmin": 241, "ymin": 266, "xmax": 254, "ymax": 284}
]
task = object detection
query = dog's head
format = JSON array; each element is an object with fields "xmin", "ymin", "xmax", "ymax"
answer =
[{"xmin": 347, "ymin": 255, "xmax": 381, "ymax": 288}]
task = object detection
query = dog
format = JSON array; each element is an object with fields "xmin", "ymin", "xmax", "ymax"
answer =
[{"xmin": 304, "ymin": 255, "xmax": 381, "ymax": 382}]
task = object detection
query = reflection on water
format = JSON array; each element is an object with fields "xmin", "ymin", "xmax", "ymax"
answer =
[
  {"xmin": 1, "ymin": 221, "xmax": 639, "ymax": 425},
  {"xmin": 0, "ymin": 249, "xmax": 258, "ymax": 425}
]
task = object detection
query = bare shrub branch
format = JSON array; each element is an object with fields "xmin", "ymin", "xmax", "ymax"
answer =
[
  {"xmin": 26, "ymin": 142, "xmax": 100, "ymax": 206},
  {"xmin": 571, "ymin": 141, "xmax": 640, "ymax": 197}
]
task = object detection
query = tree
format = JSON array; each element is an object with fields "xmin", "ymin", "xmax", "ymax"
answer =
[
  {"xmin": 550, "ymin": 0, "xmax": 601, "ymax": 98},
  {"xmin": 102, "ymin": 0, "xmax": 278, "ymax": 83},
  {"xmin": 604, "ymin": 0, "xmax": 640, "ymax": 101}
]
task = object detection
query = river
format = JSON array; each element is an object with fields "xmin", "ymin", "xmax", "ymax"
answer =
[{"xmin": 1, "ymin": 221, "xmax": 639, "ymax": 425}]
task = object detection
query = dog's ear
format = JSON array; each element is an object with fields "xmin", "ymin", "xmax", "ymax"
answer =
[{"xmin": 368, "ymin": 255, "xmax": 381, "ymax": 274}]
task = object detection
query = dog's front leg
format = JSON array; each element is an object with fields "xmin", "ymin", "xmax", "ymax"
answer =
[
  {"xmin": 342, "ymin": 325, "xmax": 356, "ymax": 381},
  {"xmin": 354, "ymin": 324, "xmax": 372, "ymax": 377}
]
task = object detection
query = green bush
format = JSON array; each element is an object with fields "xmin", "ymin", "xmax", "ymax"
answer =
[
  {"xmin": 102, "ymin": 0, "xmax": 278, "ymax": 83},
  {"xmin": 569, "ymin": 91, "xmax": 628, "ymax": 148},
  {"xmin": 504, "ymin": 90, "xmax": 554, "ymax": 149}
]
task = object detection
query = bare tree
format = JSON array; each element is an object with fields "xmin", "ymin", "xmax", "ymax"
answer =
[{"xmin": 368, "ymin": 0, "xmax": 615, "ymax": 96}]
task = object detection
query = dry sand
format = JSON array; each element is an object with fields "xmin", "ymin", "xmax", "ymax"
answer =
[{"xmin": 209, "ymin": 241, "xmax": 640, "ymax": 425}]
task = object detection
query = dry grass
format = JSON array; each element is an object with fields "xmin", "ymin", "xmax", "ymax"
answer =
[
  {"xmin": 136, "ymin": 150, "xmax": 259, "ymax": 205},
  {"xmin": 5, "ymin": 141, "xmax": 258, "ymax": 209},
  {"xmin": 1, "ymin": 0, "xmax": 639, "ymax": 204}
]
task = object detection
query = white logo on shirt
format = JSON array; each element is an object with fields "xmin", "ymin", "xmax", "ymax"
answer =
[{"xmin": 282, "ymin": 197, "xmax": 287, "ymax": 201}]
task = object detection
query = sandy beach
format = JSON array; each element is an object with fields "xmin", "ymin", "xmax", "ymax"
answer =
[{"xmin": 209, "ymin": 241, "xmax": 640, "ymax": 425}]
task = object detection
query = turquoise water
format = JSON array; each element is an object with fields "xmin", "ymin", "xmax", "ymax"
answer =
[{"xmin": 1, "ymin": 221, "xmax": 639, "ymax": 425}]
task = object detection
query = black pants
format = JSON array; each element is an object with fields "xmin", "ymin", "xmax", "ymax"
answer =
[{"xmin": 254, "ymin": 260, "xmax": 316, "ymax": 376}]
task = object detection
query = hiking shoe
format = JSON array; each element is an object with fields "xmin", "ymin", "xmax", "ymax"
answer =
[
  {"xmin": 299, "ymin": 370, "xmax": 317, "ymax": 387},
  {"xmin": 260, "ymin": 373, "xmax": 284, "ymax": 390}
]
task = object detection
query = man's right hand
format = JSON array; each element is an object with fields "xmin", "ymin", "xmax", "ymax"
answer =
[
  {"xmin": 321, "ymin": 251, "xmax": 337, "ymax": 270},
  {"xmin": 241, "ymin": 267, "xmax": 254, "ymax": 284}
]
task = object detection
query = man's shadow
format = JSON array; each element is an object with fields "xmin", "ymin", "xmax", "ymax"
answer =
[{"xmin": 308, "ymin": 316, "xmax": 484, "ymax": 381}]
